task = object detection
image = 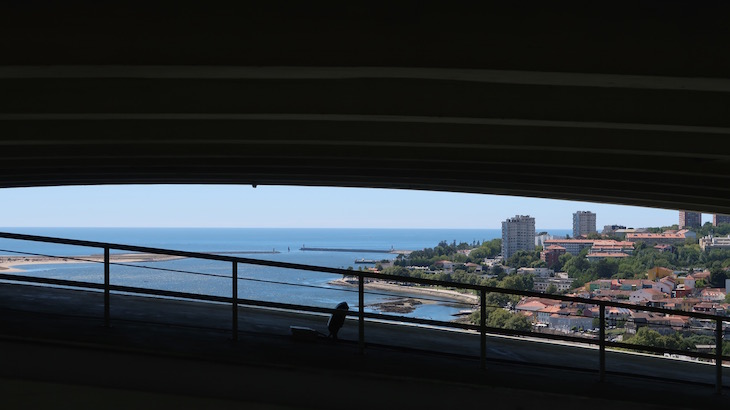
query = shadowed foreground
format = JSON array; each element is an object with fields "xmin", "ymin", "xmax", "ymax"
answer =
[{"xmin": 0, "ymin": 282, "xmax": 727, "ymax": 409}]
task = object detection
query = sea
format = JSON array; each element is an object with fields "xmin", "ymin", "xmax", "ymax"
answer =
[{"xmin": 0, "ymin": 227, "xmax": 571, "ymax": 322}]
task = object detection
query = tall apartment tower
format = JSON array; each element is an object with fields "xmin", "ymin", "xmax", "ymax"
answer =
[
  {"xmin": 501, "ymin": 215, "xmax": 536, "ymax": 259},
  {"xmin": 679, "ymin": 211, "xmax": 702, "ymax": 229},
  {"xmin": 713, "ymin": 214, "xmax": 730, "ymax": 226},
  {"xmin": 572, "ymin": 211, "xmax": 597, "ymax": 238}
]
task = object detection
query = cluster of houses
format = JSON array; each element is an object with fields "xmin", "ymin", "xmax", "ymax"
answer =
[
  {"xmin": 540, "ymin": 229, "xmax": 697, "ymax": 267},
  {"xmin": 514, "ymin": 266, "xmax": 729, "ymax": 334}
]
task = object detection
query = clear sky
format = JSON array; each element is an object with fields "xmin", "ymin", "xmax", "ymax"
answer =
[{"xmin": 0, "ymin": 184, "xmax": 712, "ymax": 229}]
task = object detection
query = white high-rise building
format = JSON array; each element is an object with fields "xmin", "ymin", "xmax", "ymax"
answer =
[
  {"xmin": 501, "ymin": 215, "xmax": 536, "ymax": 259},
  {"xmin": 573, "ymin": 211, "xmax": 597, "ymax": 238}
]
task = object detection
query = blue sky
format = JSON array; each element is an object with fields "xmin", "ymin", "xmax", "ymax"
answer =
[{"xmin": 0, "ymin": 184, "xmax": 707, "ymax": 229}]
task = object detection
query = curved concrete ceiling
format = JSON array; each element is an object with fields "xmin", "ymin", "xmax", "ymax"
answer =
[{"xmin": 2, "ymin": 2, "xmax": 730, "ymax": 215}]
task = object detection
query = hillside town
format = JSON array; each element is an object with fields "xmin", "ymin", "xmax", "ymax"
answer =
[{"xmin": 371, "ymin": 210, "xmax": 730, "ymax": 354}]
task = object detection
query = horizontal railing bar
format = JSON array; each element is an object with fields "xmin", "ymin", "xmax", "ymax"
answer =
[
  {"xmin": 361, "ymin": 311, "xmax": 479, "ymax": 331},
  {"xmin": 605, "ymin": 340, "xmax": 720, "ymax": 361},
  {"xmin": 0, "ymin": 273, "xmax": 106, "ymax": 290},
  {"xmin": 0, "ymin": 231, "xmax": 727, "ymax": 320}
]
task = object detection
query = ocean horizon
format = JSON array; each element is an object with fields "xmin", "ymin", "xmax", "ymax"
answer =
[
  {"xmin": 0, "ymin": 227, "xmax": 572, "ymax": 322},
  {"xmin": 0, "ymin": 227, "xmax": 572, "ymax": 256}
]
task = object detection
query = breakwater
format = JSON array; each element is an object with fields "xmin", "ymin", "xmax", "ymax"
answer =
[
  {"xmin": 300, "ymin": 247, "xmax": 412, "ymax": 255},
  {"xmin": 300, "ymin": 247, "xmax": 393, "ymax": 253}
]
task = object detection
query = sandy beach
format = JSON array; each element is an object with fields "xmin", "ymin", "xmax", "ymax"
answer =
[
  {"xmin": 0, "ymin": 253, "xmax": 185, "ymax": 273},
  {"xmin": 329, "ymin": 277, "xmax": 479, "ymax": 305}
]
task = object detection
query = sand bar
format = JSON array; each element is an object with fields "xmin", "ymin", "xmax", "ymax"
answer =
[
  {"xmin": 329, "ymin": 277, "xmax": 479, "ymax": 305},
  {"xmin": 0, "ymin": 253, "xmax": 185, "ymax": 273}
]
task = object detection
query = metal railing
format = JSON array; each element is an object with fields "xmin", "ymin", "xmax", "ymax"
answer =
[{"xmin": 0, "ymin": 231, "xmax": 727, "ymax": 393}]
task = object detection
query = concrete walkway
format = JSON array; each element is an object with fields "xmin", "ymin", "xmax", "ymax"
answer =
[{"xmin": 0, "ymin": 282, "xmax": 728, "ymax": 409}]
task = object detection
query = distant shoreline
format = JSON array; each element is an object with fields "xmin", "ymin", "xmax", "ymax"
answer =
[
  {"xmin": 0, "ymin": 253, "xmax": 185, "ymax": 273},
  {"xmin": 329, "ymin": 277, "xmax": 479, "ymax": 305}
]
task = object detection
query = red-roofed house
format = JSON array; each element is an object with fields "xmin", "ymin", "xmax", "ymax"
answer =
[
  {"xmin": 542, "ymin": 239, "xmax": 594, "ymax": 255},
  {"xmin": 586, "ymin": 252, "xmax": 631, "ymax": 261},
  {"xmin": 590, "ymin": 240, "xmax": 635, "ymax": 255},
  {"xmin": 654, "ymin": 244, "xmax": 675, "ymax": 253},
  {"xmin": 626, "ymin": 229, "xmax": 697, "ymax": 245},
  {"xmin": 700, "ymin": 288, "xmax": 727, "ymax": 302},
  {"xmin": 540, "ymin": 245, "xmax": 566, "ymax": 268},
  {"xmin": 693, "ymin": 302, "xmax": 726, "ymax": 315},
  {"xmin": 537, "ymin": 304, "xmax": 563, "ymax": 324},
  {"xmin": 655, "ymin": 276, "xmax": 676, "ymax": 294}
]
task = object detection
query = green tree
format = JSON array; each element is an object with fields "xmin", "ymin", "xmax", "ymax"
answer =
[
  {"xmin": 709, "ymin": 267, "xmax": 728, "ymax": 288},
  {"xmin": 594, "ymin": 258, "xmax": 619, "ymax": 278},
  {"xmin": 504, "ymin": 313, "xmax": 532, "ymax": 332},
  {"xmin": 489, "ymin": 264, "xmax": 504, "ymax": 276},
  {"xmin": 500, "ymin": 274, "xmax": 534, "ymax": 291},
  {"xmin": 486, "ymin": 308, "xmax": 511, "ymax": 328}
]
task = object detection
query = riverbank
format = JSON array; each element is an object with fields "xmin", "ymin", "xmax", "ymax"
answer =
[
  {"xmin": 329, "ymin": 277, "xmax": 479, "ymax": 305},
  {"xmin": 0, "ymin": 253, "xmax": 185, "ymax": 272}
]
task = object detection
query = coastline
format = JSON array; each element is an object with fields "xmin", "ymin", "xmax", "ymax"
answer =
[
  {"xmin": 0, "ymin": 253, "xmax": 185, "ymax": 273},
  {"xmin": 329, "ymin": 277, "xmax": 479, "ymax": 305}
]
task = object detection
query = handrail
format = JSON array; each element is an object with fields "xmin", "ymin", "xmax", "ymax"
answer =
[
  {"xmin": 0, "ymin": 231, "xmax": 725, "ymax": 321},
  {"xmin": 0, "ymin": 231, "xmax": 727, "ymax": 393}
]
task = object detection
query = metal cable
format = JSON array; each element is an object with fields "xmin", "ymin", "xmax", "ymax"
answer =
[{"xmin": 0, "ymin": 248, "xmax": 475, "ymax": 306}]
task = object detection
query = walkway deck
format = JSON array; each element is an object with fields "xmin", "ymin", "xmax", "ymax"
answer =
[{"xmin": 0, "ymin": 282, "xmax": 727, "ymax": 409}]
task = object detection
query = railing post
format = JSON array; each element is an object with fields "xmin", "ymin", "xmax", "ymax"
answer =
[
  {"xmin": 480, "ymin": 288, "xmax": 487, "ymax": 370},
  {"xmin": 359, "ymin": 272, "xmax": 365, "ymax": 354},
  {"xmin": 232, "ymin": 262, "xmax": 238, "ymax": 341},
  {"xmin": 599, "ymin": 304, "xmax": 605, "ymax": 382},
  {"xmin": 716, "ymin": 318, "xmax": 723, "ymax": 395},
  {"xmin": 104, "ymin": 247, "xmax": 110, "ymax": 327}
]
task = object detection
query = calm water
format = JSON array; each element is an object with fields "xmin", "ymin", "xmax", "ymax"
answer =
[{"xmin": 0, "ymin": 228, "xmax": 570, "ymax": 322}]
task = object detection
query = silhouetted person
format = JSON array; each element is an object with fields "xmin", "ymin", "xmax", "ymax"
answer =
[{"xmin": 327, "ymin": 301, "xmax": 349, "ymax": 340}]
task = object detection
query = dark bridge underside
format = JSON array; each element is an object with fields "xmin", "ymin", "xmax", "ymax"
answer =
[{"xmin": 2, "ymin": 1, "xmax": 730, "ymax": 215}]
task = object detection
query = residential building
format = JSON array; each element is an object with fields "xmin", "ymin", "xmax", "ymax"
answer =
[
  {"xmin": 515, "ymin": 298, "xmax": 554, "ymax": 319},
  {"xmin": 713, "ymin": 214, "xmax": 730, "ymax": 226},
  {"xmin": 533, "ymin": 276, "xmax": 574, "ymax": 293},
  {"xmin": 537, "ymin": 304, "xmax": 562, "ymax": 324},
  {"xmin": 542, "ymin": 239, "xmax": 594, "ymax": 255},
  {"xmin": 653, "ymin": 244, "xmax": 675, "ymax": 253},
  {"xmin": 572, "ymin": 211, "xmax": 597, "ymax": 238},
  {"xmin": 629, "ymin": 288, "xmax": 668, "ymax": 305},
  {"xmin": 654, "ymin": 276, "xmax": 676, "ymax": 294},
  {"xmin": 699, "ymin": 288, "xmax": 726, "ymax": 302},
  {"xmin": 585, "ymin": 278, "xmax": 653, "ymax": 293},
  {"xmin": 534, "ymin": 232, "xmax": 552, "ymax": 248},
  {"xmin": 501, "ymin": 215, "xmax": 535, "ymax": 259},
  {"xmin": 540, "ymin": 245, "xmax": 566, "ymax": 268},
  {"xmin": 517, "ymin": 267, "xmax": 553, "ymax": 278},
  {"xmin": 585, "ymin": 252, "xmax": 630, "ymax": 261},
  {"xmin": 626, "ymin": 229, "xmax": 697, "ymax": 245},
  {"xmin": 647, "ymin": 266, "xmax": 674, "ymax": 281},
  {"xmin": 679, "ymin": 210, "xmax": 701, "ymax": 229},
  {"xmin": 602, "ymin": 224, "xmax": 626, "ymax": 235},
  {"xmin": 605, "ymin": 307, "xmax": 631, "ymax": 327},
  {"xmin": 548, "ymin": 313, "xmax": 595, "ymax": 332},
  {"xmin": 613, "ymin": 228, "xmax": 648, "ymax": 239},
  {"xmin": 699, "ymin": 234, "xmax": 730, "ymax": 251},
  {"xmin": 693, "ymin": 302, "xmax": 726, "ymax": 315},
  {"xmin": 591, "ymin": 239, "xmax": 634, "ymax": 253}
]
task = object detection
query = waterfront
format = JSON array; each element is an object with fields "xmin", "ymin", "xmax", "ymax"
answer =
[{"xmin": 0, "ymin": 227, "xmax": 570, "ymax": 322}]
